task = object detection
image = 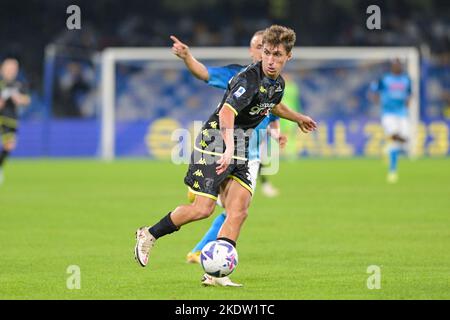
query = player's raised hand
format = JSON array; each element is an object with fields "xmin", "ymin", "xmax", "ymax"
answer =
[
  {"xmin": 297, "ymin": 114, "xmax": 317, "ymax": 133},
  {"xmin": 170, "ymin": 35, "xmax": 190, "ymax": 59}
]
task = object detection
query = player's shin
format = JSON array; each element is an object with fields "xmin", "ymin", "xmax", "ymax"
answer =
[
  {"xmin": 389, "ymin": 147, "xmax": 399, "ymax": 173},
  {"xmin": 388, "ymin": 141, "xmax": 401, "ymax": 173},
  {"xmin": 191, "ymin": 212, "xmax": 226, "ymax": 252},
  {"xmin": 386, "ymin": 142, "xmax": 400, "ymax": 183},
  {"xmin": 217, "ymin": 210, "xmax": 248, "ymax": 243},
  {"xmin": 0, "ymin": 149, "xmax": 10, "ymax": 167}
]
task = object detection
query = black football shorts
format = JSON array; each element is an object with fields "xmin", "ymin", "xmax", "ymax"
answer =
[{"xmin": 184, "ymin": 148, "xmax": 254, "ymax": 200}]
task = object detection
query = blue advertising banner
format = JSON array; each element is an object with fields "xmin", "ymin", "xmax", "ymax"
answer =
[{"xmin": 12, "ymin": 118, "xmax": 450, "ymax": 158}]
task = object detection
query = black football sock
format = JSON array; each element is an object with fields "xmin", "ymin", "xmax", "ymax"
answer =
[
  {"xmin": 149, "ymin": 212, "xmax": 179, "ymax": 239},
  {"xmin": 0, "ymin": 149, "xmax": 10, "ymax": 167},
  {"xmin": 258, "ymin": 164, "xmax": 267, "ymax": 184},
  {"xmin": 217, "ymin": 237, "xmax": 236, "ymax": 248},
  {"xmin": 260, "ymin": 174, "xmax": 267, "ymax": 184}
]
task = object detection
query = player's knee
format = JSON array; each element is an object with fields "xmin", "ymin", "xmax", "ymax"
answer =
[
  {"xmin": 229, "ymin": 208, "xmax": 248, "ymax": 222},
  {"xmin": 239, "ymin": 209, "xmax": 248, "ymax": 221}
]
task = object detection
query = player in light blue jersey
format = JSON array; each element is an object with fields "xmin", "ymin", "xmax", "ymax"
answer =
[
  {"xmin": 370, "ymin": 59, "xmax": 412, "ymax": 183},
  {"xmin": 171, "ymin": 31, "xmax": 316, "ymax": 286}
]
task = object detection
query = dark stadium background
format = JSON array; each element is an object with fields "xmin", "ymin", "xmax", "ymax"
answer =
[{"xmin": 0, "ymin": 0, "xmax": 448, "ymax": 158}]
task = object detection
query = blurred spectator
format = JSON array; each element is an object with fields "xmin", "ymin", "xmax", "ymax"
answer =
[
  {"xmin": 0, "ymin": 0, "xmax": 448, "ymax": 120},
  {"xmin": 54, "ymin": 61, "xmax": 93, "ymax": 118}
]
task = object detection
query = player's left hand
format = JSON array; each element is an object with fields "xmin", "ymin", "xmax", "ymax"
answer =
[{"xmin": 297, "ymin": 115, "xmax": 317, "ymax": 133}]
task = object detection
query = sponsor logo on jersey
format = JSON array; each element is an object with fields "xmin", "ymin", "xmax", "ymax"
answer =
[{"xmin": 249, "ymin": 103, "xmax": 276, "ymax": 116}]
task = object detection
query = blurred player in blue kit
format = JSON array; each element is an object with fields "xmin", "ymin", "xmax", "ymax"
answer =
[
  {"xmin": 370, "ymin": 58, "xmax": 412, "ymax": 183},
  {"xmin": 0, "ymin": 57, "xmax": 30, "ymax": 185}
]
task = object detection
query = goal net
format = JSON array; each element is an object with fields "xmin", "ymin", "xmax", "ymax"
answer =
[{"xmin": 100, "ymin": 47, "xmax": 420, "ymax": 161}]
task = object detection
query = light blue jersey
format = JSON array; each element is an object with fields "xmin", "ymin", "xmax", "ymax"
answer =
[
  {"xmin": 206, "ymin": 64, "xmax": 243, "ymax": 89},
  {"xmin": 371, "ymin": 73, "xmax": 411, "ymax": 117},
  {"xmin": 206, "ymin": 64, "xmax": 279, "ymax": 160},
  {"xmin": 247, "ymin": 114, "xmax": 279, "ymax": 160}
]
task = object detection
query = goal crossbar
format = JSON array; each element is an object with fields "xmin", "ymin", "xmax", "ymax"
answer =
[{"xmin": 101, "ymin": 47, "xmax": 420, "ymax": 160}]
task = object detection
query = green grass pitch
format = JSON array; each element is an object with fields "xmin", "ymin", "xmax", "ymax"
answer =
[{"xmin": 0, "ymin": 158, "xmax": 449, "ymax": 300}]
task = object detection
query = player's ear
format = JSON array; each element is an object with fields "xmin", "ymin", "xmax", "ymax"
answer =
[{"xmin": 286, "ymin": 51, "xmax": 293, "ymax": 61}]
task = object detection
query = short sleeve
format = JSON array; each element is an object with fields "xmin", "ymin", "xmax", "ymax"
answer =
[
  {"xmin": 223, "ymin": 70, "xmax": 258, "ymax": 116},
  {"xmin": 269, "ymin": 113, "xmax": 279, "ymax": 122},
  {"xmin": 274, "ymin": 92, "xmax": 283, "ymax": 105},
  {"xmin": 206, "ymin": 64, "xmax": 243, "ymax": 90}
]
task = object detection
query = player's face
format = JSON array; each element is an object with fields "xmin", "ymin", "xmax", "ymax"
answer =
[
  {"xmin": 249, "ymin": 35, "xmax": 263, "ymax": 63},
  {"xmin": 1, "ymin": 59, "xmax": 19, "ymax": 82},
  {"xmin": 261, "ymin": 44, "xmax": 292, "ymax": 79},
  {"xmin": 391, "ymin": 60, "xmax": 403, "ymax": 74}
]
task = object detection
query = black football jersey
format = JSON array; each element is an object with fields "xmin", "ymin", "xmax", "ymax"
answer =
[{"xmin": 195, "ymin": 61, "xmax": 285, "ymax": 159}]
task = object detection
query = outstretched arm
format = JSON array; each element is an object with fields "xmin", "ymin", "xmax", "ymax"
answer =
[
  {"xmin": 170, "ymin": 35, "xmax": 209, "ymax": 81},
  {"xmin": 271, "ymin": 103, "xmax": 317, "ymax": 133}
]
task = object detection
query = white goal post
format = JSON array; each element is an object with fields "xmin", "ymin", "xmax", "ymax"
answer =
[{"xmin": 101, "ymin": 47, "xmax": 420, "ymax": 161}]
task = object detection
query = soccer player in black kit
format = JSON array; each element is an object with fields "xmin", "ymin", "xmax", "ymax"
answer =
[
  {"xmin": 134, "ymin": 25, "xmax": 317, "ymax": 270},
  {"xmin": 0, "ymin": 58, "xmax": 30, "ymax": 185}
]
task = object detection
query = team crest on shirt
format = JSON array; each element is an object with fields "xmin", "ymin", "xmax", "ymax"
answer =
[
  {"xmin": 234, "ymin": 86, "xmax": 246, "ymax": 98},
  {"xmin": 275, "ymin": 83, "xmax": 283, "ymax": 93}
]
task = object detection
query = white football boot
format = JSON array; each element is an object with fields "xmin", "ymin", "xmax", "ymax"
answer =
[
  {"xmin": 261, "ymin": 182, "xmax": 279, "ymax": 198},
  {"xmin": 201, "ymin": 274, "xmax": 243, "ymax": 287},
  {"xmin": 134, "ymin": 226, "xmax": 156, "ymax": 267},
  {"xmin": 387, "ymin": 172, "xmax": 399, "ymax": 184}
]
